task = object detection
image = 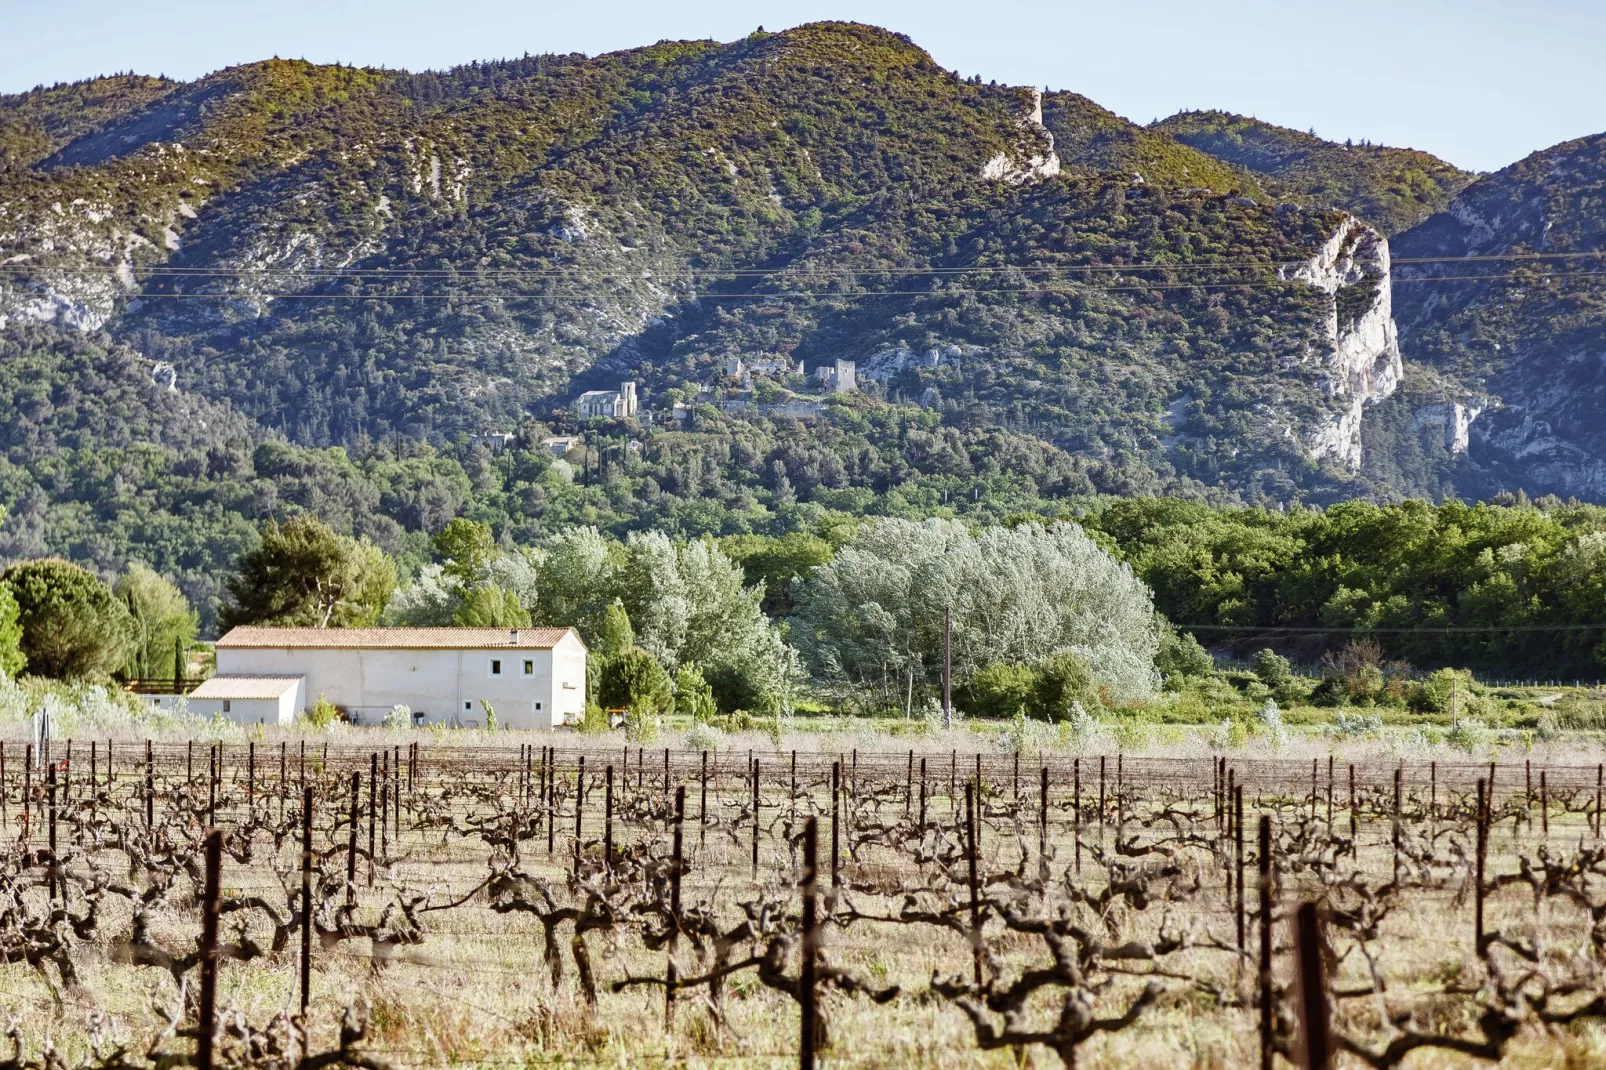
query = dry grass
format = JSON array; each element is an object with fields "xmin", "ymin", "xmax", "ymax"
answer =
[{"xmin": 4, "ymin": 733, "xmax": 1606, "ymax": 1067}]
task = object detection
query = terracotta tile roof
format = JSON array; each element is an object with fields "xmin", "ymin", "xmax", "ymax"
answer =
[
  {"xmin": 215, "ymin": 626, "xmax": 579, "ymax": 650},
  {"xmin": 190, "ymin": 675, "xmax": 304, "ymax": 699}
]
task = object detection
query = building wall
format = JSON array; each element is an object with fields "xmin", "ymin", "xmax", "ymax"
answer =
[
  {"xmin": 189, "ymin": 692, "xmax": 298, "ymax": 726},
  {"xmin": 215, "ymin": 643, "xmax": 585, "ymax": 729}
]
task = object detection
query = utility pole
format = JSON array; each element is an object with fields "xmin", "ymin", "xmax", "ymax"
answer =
[{"xmin": 943, "ymin": 606, "xmax": 953, "ymax": 730}]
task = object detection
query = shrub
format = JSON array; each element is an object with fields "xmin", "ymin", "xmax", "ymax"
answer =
[
  {"xmin": 1325, "ymin": 710, "xmax": 1383, "ymax": 738},
  {"xmin": 1251, "ymin": 648, "xmax": 1293, "ymax": 691},
  {"xmin": 961, "ymin": 661, "xmax": 1037, "ymax": 720},
  {"xmin": 303, "ymin": 693, "xmax": 341, "ymax": 729},
  {"xmin": 1446, "ymin": 718, "xmax": 1487, "ymax": 754},
  {"xmin": 1156, "ymin": 626, "xmax": 1213, "ymax": 681},
  {"xmin": 383, "ymin": 705, "xmax": 413, "ymax": 729},
  {"xmin": 576, "ymin": 700, "xmax": 611, "ymax": 735},
  {"xmin": 675, "ymin": 664, "xmax": 718, "ymax": 723},
  {"xmin": 1255, "ymin": 698, "xmax": 1288, "ymax": 749},
  {"xmin": 1031, "ymin": 651, "xmax": 1098, "ymax": 722},
  {"xmin": 599, "ymin": 648, "xmax": 673, "ymax": 716},
  {"xmin": 684, "ymin": 721, "xmax": 726, "ymax": 752}
]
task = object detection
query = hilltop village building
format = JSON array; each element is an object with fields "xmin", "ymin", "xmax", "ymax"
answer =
[
  {"xmin": 573, "ymin": 381, "xmax": 639, "ymax": 419},
  {"xmin": 192, "ymin": 626, "xmax": 587, "ymax": 729},
  {"xmin": 813, "ymin": 359, "xmax": 857, "ymax": 393}
]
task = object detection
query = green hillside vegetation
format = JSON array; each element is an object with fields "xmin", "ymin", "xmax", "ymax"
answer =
[
  {"xmin": 1043, "ymin": 92, "xmax": 1264, "ymax": 195},
  {"xmin": 0, "ymin": 73, "xmax": 178, "ymax": 171},
  {"xmin": 1, "ymin": 23, "xmax": 1392, "ymax": 509},
  {"xmin": 1155, "ymin": 109, "xmax": 1475, "ymax": 234},
  {"xmin": 1390, "ymin": 132, "xmax": 1606, "ymax": 500}
]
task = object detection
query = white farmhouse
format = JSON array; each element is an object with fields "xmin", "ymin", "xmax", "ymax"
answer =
[{"xmin": 207, "ymin": 626, "xmax": 587, "ymax": 729}]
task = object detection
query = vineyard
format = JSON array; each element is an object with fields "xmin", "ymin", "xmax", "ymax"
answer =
[{"xmin": 4, "ymin": 739, "xmax": 1606, "ymax": 1067}]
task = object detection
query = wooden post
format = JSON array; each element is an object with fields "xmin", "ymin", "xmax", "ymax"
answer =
[
  {"xmin": 1098, "ymin": 755, "xmax": 1106, "ymax": 849},
  {"xmin": 937, "ymin": 745, "xmax": 950, "ymax": 812},
  {"xmin": 966, "ymin": 781, "xmax": 983, "ymax": 988},
  {"xmin": 546, "ymin": 748, "xmax": 556, "ymax": 857},
  {"xmin": 1226, "ymin": 767, "xmax": 1236, "ymax": 896},
  {"xmin": 247, "ymin": 741, "xmax": 255, "ymax": 811},
  {"xmin": 605, "ymin": 765, "xmax": 615, "ymax": 875},
  {"xmin": 1293, "ymin": 901, "xmax": 1332, "ymax": 1070},
  {"xmin": 300, "ymin": 786, "xmax": 312, "ymax": 1018},
  {"xmin": 1259, "ymin": 815, "xmax": 1273, "ymax": 1070},
  {"xmin": 197, "ymin": 828, "xmax": 223, "ymax": 1070},
  {"xmin": 905, "ymin": 750, "xmax": 914, "ymax": 818},
  {"xmin": 1073, "ymin": 757, "xmax": 1081, "ymax": 874},
  {"xmin": 280, "ymin": 742, "xmax": 287, "ymax": 821},
  {"xmin": 918, "ymin": 757, "xmax": 928, "ymax": 837},
  {"xmin": 751, "ymin": 758, "xmax": 761, "ymax": 880},
  {"xmin": 1597, "ymin": 764, "xmax": 1602, "ymax": 839},
  {"xmin": 573, "ymin": 755, "xmax": 586, "ymax": 875},
  {"xmin": 346, "ymin": 771, "xmax": 360, "ymax": 907},
  {"xmin": 22, "ymin": 744, "xmax": 31, "ymax": 842},
  {"xmin": 790, "ymin": 750, "xmax": 798, "ymax": 829},
  {"xmin": 1326, "ymin": 755, "xmax": 1334, "ymax": 829},
  {"xmin": 799, "ymin": 816, "xmax": 819, "ymax": 1070},
  {"xmin": 1112, "ymin": 754, "xmax": 1128, "ymax": 842},
  {"xmin": 1347, "ymin": 764, "xmax": 1356, "ymax": 850},
  {"xmin": 367, "ymin": 753, "xmax": 377, "ymax": 886},
  {"xmin": 1310, "ymin": 757, "xmax": 1318, "ymax": 823},
  {"xmin": 1540, "ymin": 770, "xmax": 1548, "ymax": 840},
  {"xmin": 667, "ymin": 785, "xmax": 684, "ymax": 1026},
  {"xmin": 831, "ymin": 760, "xmax": 841, "ymax": 888},
  {"xmin": 1475, "ymin": 778, "xmax": 1487, "ymax": 958},
  {"xmin": 1038, "ymin": 765, "xmax": 1049, "ymax": 862},
  {"xmin": 699, "ymin": 750, "xmax": 708, "ymax": 849},
  {"xmin": 1392, "ymin": 766, "xmax": 1402, "ymax": 884},
  {"xmin": 1236, "ymin": 786, "xmax": 1246, "ymax": 953},
  {"xmin": 47, "ymin": 762, "xmax": 58, "ymax": 902},
  {"xmin": 208, "ymin": 745, "xmax": 217, "ymax": 828}
]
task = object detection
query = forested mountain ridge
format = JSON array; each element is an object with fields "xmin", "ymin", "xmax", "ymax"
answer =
[
  {"xmin": 1, "ymin": 24, "xmax": 1399, "ymax": 467},
  {"xmin": 1391, "ymin": 131, "xmax": 1606, "ymax": 501},
  {"xmin": 1153, "ymin": 109, "xmax": 1476, "ymax": 235},
  {"xmin": 0, "ymin": 21, "xmax": 1601, "ymax": 623}
]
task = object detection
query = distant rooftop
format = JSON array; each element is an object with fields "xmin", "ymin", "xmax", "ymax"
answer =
[
  {"xmin": 190, "ymin": 675, "xmax": 303, "ymax": 699},
  {"xmin": 216, "ymin": 627, "xmax": 580, "ymax": 650}
]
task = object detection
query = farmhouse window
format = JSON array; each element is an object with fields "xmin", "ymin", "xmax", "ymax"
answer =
[{"xmin": 489, "ymin": 658, "xmax": 503, "ymax": 677}]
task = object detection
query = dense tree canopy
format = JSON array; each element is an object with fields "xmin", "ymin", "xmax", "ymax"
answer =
[
  {"xmin": 1, "ymin": 558, "xmax": 136, "ymax": 678},
  {"xmin": 790, "ymin": 518, "xmax": 1161, "ymax": 710},
  {"xmin": 220, "ymin": 515, "xmax": 395, "ymax": 629}
]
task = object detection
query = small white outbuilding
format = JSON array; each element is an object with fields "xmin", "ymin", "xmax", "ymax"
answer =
[{"xmin": 188, "ymin": 674, "xmax": 305, "ymax": 726}]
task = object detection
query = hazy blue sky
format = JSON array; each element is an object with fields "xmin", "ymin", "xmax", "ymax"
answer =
[{"xmin": 3, "ymin": 0, "xmax": 1601, "ymax": 172}]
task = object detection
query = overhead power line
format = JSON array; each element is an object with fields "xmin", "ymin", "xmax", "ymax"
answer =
[
  {"xmin": 13, "ymin": 269, "xmax": 1597, "ymax": 304},
  {"xmin": 1178, "ymin": 622, "xmax": 1606, "ymax": 635},
  {"xmin": 0, "ymin": 249, "xmax": 1598, "ymax": 283}
]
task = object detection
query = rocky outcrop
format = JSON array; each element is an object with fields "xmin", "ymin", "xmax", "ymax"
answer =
[
  {"xmin": 980, "ymin": 88, "xmax": 1062, "ymax": 185},
  {"xmin": 1412, "ymin": 399, "xmax": 1487, "ymax": 455},
  {"xmin": 1282, "ymin": 216, "xmax": 1403, "ymax": 468}
]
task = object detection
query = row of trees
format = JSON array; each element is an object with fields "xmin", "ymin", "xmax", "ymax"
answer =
[
  {"xmin": 1085, "ymin": 497, "xmax": 1606, "ymax": 679},
  {"xmin": 0, "ymin": 557, "xmax": 196, "ymax": 682},
  {"xmin": 14, "ymin": 496, "xmax": 1601, "ymax": 720}
]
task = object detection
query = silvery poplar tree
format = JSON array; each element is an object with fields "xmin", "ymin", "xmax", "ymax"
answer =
[{"xmin": 790, "ymin": 518, "xmax": 1160, "ymax": 710}]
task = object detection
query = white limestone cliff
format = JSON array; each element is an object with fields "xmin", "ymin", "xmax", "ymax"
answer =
[
  {"xmin": 1281, "ymin": 216, "xmax": 1404, "ymax": 468},
  {"xmin": 1412, "ymin": 399, "xmax": 1487, "ymax": 455},
  {"xmin": 980, "ymin": 87, "xmax": 1061, "ymax": 185}
]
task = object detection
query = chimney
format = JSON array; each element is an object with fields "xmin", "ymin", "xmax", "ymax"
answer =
[{"xmin": 510, "ymin": 628, "xmax": 520, "ymax": 646}]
